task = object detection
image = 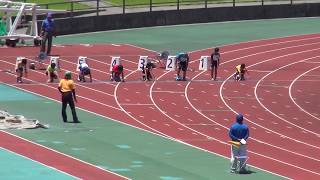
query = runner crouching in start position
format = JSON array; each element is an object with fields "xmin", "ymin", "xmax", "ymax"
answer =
[
  {"xmin": 175, "ymin": 52, "xmax": 189, "ymax": 81},
  {"xmin": 78, "ymin": 62, "xmax": 92, "ymax": 82},
  {"xmin": 234, "ymin": 63, "xmax": 248, "ymax": 81},
  {"xmin": 46, "ymin": 63, "xmax": 58, "ymax": 83},
  {"xmin": 111, "ymin": 64, "xmax": 125, "ymax": 82},
  {"xmin": 142, "ymin": 58, "xmax": 156, "ymax": 81},
  {"xmin": 15, "ymin": 57, "xmax": 28, "ymax": 83}
]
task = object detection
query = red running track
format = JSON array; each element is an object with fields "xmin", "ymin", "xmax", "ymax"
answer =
[{"xmin": 0, "ymin": 35, "xmax": 320, "ymax": 179}]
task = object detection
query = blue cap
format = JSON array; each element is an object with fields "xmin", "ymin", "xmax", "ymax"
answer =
[
  {"xmin": 47, "ymin": 12, "xmax": 52, "ymax": 18},
  {"xmin": 236, "ymin": 113, "xmax": 243, "ymax": 124}
]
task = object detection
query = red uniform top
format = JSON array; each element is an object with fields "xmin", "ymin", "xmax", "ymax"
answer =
[{"xmin": 112, "ymin": 64, "xmax": 123, "ymax": 76}]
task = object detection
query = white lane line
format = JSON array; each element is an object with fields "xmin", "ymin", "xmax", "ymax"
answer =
[
  {"xmin": 154, "ymin": 38, "xmax": 320, "ymax": 178},
  {"xmin": 35, "ymin": 57, "xmax": 119, "ymax": 91},
  {"xmin": 87, "ymin": 56, "xmax": 137, "ymax": 66},
  {"xmin": 0, "ymin": 60, "xmax": 121, "ymax": 111},
  {"xmin": 259, "ymin": 85, "xmax": 289, "ymax": 88},
  {"xmin": 120, "ymin": 103, "xmax": 154, "ymax": 106},
  {"xmin": 0, "ymin": 147, "xmax": 80, "ymax": 180},
  {"xmin": 254, "ymin": 55, "xmax": 320, "ymax": 137},
  {"xmin": 289, "ymin": 65, "xmax": 320, "ymax": 122},
  {"xmin": 183, "ymin": 123, "xmax": 218, "ymax": 126},
  {"xmin": 122, "ymin": 37, "xmax": 320, "ymax": 179},
  {"xmin": 249, "ymin": 69, "xmax": 273, "ymax": 72},
  {"xmin": 152, "ymin": 91, "xmax": 184, "ymax": 93},
  {"xmin": 185, "ymin": 58, "xmax": 320, "ymax": 177},
  {"xmin": 0, "ymin": 87, "xmax": 130, "ymax": 180},
  {"xmin": 113, "ymin": 51, "xmax": 174, "ymax": 138},
  {"xmin": 186, "ymin": 44, "xmax": 320, "ymax": 164}
]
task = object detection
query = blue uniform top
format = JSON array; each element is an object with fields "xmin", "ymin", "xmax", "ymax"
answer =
[
  {"xmin": 42, "ymin": 18, "xmax": 55, "ymax": 33},
  {"xmin": 229, "ymin": 114, "xmax": 249, "ymax": 141},
  {"xmin": 176, "ymin": 52, "xmax": 189, "ymax": 62}
]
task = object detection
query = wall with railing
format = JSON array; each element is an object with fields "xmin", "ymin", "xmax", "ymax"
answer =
[
  {"xmin": 43, "ymin": 2, "xmax": 320, "ymax": 35},
  {"xmin": 20, "ymin": 0, "xmax": 320, "ymax": 16}
]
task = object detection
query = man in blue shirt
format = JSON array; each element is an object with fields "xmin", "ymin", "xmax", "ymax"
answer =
[
  {"xmin": 175, "ymin": 52, "xmax": 189, "ymax": 81},
  {"xmin": 40, "ymin": 13, "xmax": 55, "ymax": 55},
  {"xmin": 229, "ymin": 113, "xmax": 249, "ymax": 173}
]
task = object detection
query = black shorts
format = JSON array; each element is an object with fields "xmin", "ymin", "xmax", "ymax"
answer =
[
  {"xmin": 179, "ymin": 61, "xmax": 187, "ymax": 71},
  {"xmin": 16, "ymin": 67, "xmax": 23, "ymax": 73},
  {"xmin": 49, "ymin": 72, "xmax": 58, "ymax": 79},
  {"xmin": 211, "ymin": 61, "xmax": 218, "ymax": 68},
  {"xmin": 81, "ymin": 68, "xmax": 90, "ymax": 75}
]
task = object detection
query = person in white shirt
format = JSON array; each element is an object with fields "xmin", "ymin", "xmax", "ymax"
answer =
[{"xmin": 78, "ymin": 62, "xmax": 92, "ymax": 82}]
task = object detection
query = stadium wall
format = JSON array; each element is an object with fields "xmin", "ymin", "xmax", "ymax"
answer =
[{"xmin": 50, "ymin": 3, "xmax": 320, "ymax": 35}]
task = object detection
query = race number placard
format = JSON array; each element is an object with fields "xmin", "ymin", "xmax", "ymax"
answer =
[
  {"xmin": 137, "ymin": 56, "xmax": 148, "ymax": 71},
  {"xmin": 110, "ymin": 56, "xmax": 120, "ymax": 71},
  {"xmin": 165, "ymin": 56, "xmax": 176, "ymax": 71},
  {"xmin": 50, "ymin": 56, "xmax": 60, "ymax": 70},
  {"xmin": 199, "ymin": 56, "xmax": 209, "ymax": 71},
  {"xmin": 76, "ymin": 56, "xmax": 87, "ymax": 71}
]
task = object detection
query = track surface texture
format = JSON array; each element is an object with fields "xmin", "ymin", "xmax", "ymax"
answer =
[{"xmin": 1, "ymin": 34, "xmax": 320, "ymax": 180}]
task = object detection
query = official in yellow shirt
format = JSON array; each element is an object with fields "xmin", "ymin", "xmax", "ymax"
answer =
[{"xmin": 58, "ymin": 71, "xmax": 80, "ymax": 123}]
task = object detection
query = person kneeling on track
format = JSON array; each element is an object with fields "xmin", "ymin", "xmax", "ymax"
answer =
[
  {"xmin": 234, "ymin": 63, "xmax": 248, "ymax": 81},
  {"xmin": 46, "ymin": 63, "xmax": 59, "ymax": 83},
  {"xmin": 142, "ymin": 58, "xmax": 156, "ymax": 81},
  {"xmin": 78, "ymin": 62, "xmax": 92, "ymax": 82},
  {"xmin": 15, "ymin": 57, "xmax": 28, "ymax": 83},
  {"xmin": 111, "ymin": 64, "xmax": 125, "ymax": 82}
]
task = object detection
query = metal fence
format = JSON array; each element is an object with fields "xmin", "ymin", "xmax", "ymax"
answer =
[{"xmin": 20, "ymin": 0, "xmax": 320, "ymax": 16}]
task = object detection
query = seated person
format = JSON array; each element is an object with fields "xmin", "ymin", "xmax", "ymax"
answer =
[
  {"xmin": 234, "ymin": 63, "xmax": 248, "ymax": 81},
  {"xmin": 46, "ymin": 63, "xmax": 59, "ymax": 83},
  {"xmin": 176, "ymin": 52, "xmax": 189, "ymax": 81},
  {"xmin": 156, "ymin": 51, "xmax": 169, "ymax": 68},
  {"xmin": 142, "ymin": 58, "xmax": 156, "ymax": 81},
  {"xmin": 15, "ymin": 57, "xmax": 28, "ymax": 83},
  {"xmin": 78, "ymin": 62, "xmax": 92, "ymax": 82},
  {"xmin": 111, "ymin": 64, "xmax": 124, "ymax": 82}
]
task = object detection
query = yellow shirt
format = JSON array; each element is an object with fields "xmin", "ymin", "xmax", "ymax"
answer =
[
  {"xmin": 236, "ymin": 65, "xmax": 241, "ymax": 73},
  {"xmin": 47, "ymin": 64, "xmax": 56, "ymax": 73},
  {"xmin": 59, "ymin": 79, "xmax": 75, "ymax": 92}
]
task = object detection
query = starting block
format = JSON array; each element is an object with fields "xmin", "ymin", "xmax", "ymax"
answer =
[
  {"xmin": 50, "ymin": 56, "xmax": 60, "ymax": 70},
  {"xmin": 165, "ymin": 56, "xmax": 176, "ymax": 71},
  {"xmin": 137, "ymin": 56, "xmax": 148, "ymax": 71},
  {"xmin": 199, "ymin": 56, "xmax": 209, "ymax": 71},
  {"xmin": 34, "ymin": 52, "xmax": 47, "ymax": 70},
  {"xmin": 110, "ymin": 56, "xmax": 120, "ymax": 71}
]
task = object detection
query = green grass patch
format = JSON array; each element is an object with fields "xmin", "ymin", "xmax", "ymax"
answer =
[
  {"xmin": 104, "ymin": 0, "xmax": 257, "ymax": 8},
  {"xmin": 12, "ymin": 0, "xmax": 89, "ymax": 11}
]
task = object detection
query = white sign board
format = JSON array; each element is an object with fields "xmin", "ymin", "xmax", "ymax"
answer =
[
  {"xmin": 50, "ymin": 56, "xmax": 60, "ymax": 70},
  {"xmin": 76, "ymin": 56, "xmax": 87, "ymax": 71},
  {"xmin": 165, "ymin": 56, "xmax": 176, "ymax": 71},
  {"xmin": 137, "ymin": 56, "xmax": 148, "ymax": 71},
  {"xmin": 110, "ymin": 56, "xmax": 120, "ymax": 71},
  {"xmin": 199, "ymin": 56, "xmax": 209, "ymax": 71}
]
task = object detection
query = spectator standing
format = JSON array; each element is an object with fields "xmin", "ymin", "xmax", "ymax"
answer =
[{"xmin": 40, "ymin": 12, "xmax": 55, "ymax": 55}]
